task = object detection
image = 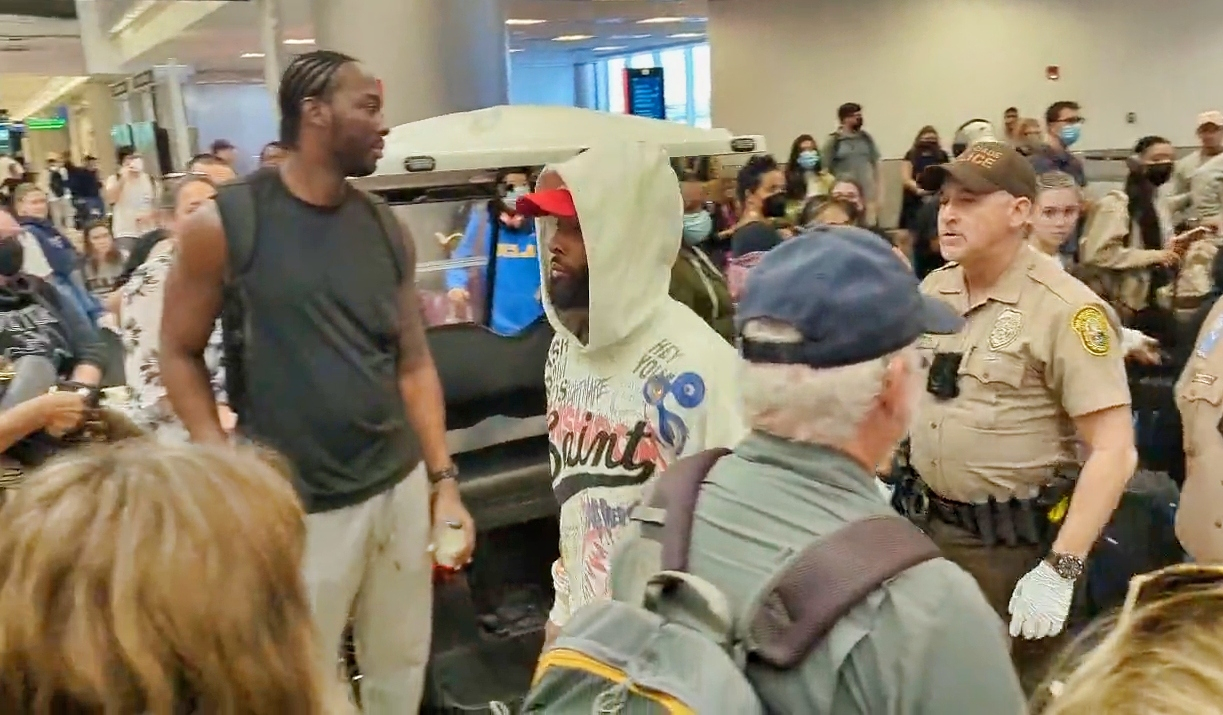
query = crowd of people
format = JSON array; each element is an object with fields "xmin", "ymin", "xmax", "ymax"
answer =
[{"xmin": 0, "ymin": 44, "xmax": 1220, "ymax": 715}]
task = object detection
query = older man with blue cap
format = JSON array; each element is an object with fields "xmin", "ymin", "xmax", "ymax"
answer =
[{"xmin": 613, "ymin": 226, "xmax": 1026, "ymax": 714}]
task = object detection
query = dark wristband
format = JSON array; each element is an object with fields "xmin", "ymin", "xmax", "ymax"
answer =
[{"xmin": 428, "ymin": 464, "xmax": 459, "ymax": 484}]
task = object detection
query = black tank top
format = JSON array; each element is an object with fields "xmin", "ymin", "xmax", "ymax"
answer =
[{"xmin": 233, "ymin": 171, "xmax": 419, "ymax": 512}]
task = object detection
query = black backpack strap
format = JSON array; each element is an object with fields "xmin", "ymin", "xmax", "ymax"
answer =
[
  {"xmin": 633, "ymin": 448, "xmax": 733, "ymax": 572},
  {"xmin": 215, "ymin": 179, "xmax": 259, "ymax": 279},
  {"xmin": 747, "ymin": 515, "xmax": 940, "ymax": 669},
  {"xmin": 361, "ymin": 191, "xmax": 409, "ymax": 284},
  {"xmin": 214, "ymin": 175, "xmax": 261, "ymax": 418}
]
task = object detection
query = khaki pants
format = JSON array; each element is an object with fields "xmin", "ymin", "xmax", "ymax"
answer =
[
  {"xmin": 927, "ymin": 518, "xmax": 1068, "ymax": 695},
  {"xmin": 304, "ymin": 465, "xmax": 433, "ymax": 714}
]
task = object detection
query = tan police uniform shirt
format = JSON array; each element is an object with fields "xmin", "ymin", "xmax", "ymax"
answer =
[
  {"xmin": 910, "ymin": 244, "xmax": 1131, "ymax": 503},
  {"xmin": 1175, "ymin": 298, "xmax": 1223, "ymax": 562}
]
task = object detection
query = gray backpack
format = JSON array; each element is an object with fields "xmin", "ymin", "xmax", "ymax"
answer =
[{"xmin": 523, "ymin": 449, "xmax": 940, "ymax": 714}]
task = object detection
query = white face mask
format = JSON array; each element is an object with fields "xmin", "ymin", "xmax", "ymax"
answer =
[{"xmin": 128, "ymin": 158, "xmax": 144, "ymax": 173}]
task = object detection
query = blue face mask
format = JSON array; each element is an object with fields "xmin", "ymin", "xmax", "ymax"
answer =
[
  {"xmin": 796, "ymin": 150, "xmax": 820, "ymax": 170},
  {"xmin": 682, "ymin": 210, "xmax": 713, "ymax": 245},
  {"xmin": 1059, "ymin": 124, "xmax": 1081, "ymax": 148},
  {"xmin": 504, "ymin": 186, "xmax": 529, "ymax": 209}
]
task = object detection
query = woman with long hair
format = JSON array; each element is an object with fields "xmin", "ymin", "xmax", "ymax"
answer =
[
  {"xmin": 899, "ymin": 125, "xmax": 949, "ymax": 231},
  {"xmin": 0, "ymin": 442, "xmax": 334, "ymax": 713},
  {"xmin": 80, "ymin": 220, "xmax": 127, "ymax": 298},
  {"xmin": 783, "ymin": 133, "xmax": 833, "ymax": 208},
  {"xmin": 1078, "ymin": 135, "xmax": 1197, "ymax": 336}
]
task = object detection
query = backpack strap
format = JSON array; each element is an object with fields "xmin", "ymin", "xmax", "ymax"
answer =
[
  {"xmin": 362, "ymin": 191, "xmax": 409, "ymax": 284},
  {"xmin": 747, "ymin": 515, "xmax": 940, "ymax": 669},
  {"xmin": 637, "ymin": 447, "xmax": 733, "ymax": 572},
  {"xmin": 214, "ymin": 174, "xmax": 262, "ymax": 419}
]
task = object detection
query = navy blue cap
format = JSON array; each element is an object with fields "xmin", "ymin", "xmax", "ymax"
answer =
[{"xmin": 736, "ymin": 226, "xmax": 963, "ymax": 368}]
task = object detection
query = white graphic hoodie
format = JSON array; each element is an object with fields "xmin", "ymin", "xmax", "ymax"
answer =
[{"xmin": 538, "ymin": 142, "xmax": 747, "ymax": 627}]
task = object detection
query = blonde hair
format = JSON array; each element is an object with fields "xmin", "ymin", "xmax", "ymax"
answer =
[
  {"xmin": 1034, "ymin": 585, "xmax": 1223, "ymax": 714},
  {"xmin": 1037, "ymin": 171, "xmax": 1080, "ymax": 194},
  {"xmin": 0, "ymin": 442, "xmax": 328, "ymax": 714}
]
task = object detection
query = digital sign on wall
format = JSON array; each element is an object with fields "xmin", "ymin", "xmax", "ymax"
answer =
[{"xmin": 623, "ymin": 67, "xmax": 666, "ymax": 121}]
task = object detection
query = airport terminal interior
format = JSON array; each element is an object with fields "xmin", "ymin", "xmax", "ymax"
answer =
[{"xmin": 0, "ymin": 0, "xmax": 1222, "ymax": 713}]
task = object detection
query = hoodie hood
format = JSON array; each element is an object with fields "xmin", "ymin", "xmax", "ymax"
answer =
[{"xmin": 536, "ymin": 142, "xmax": 682, "ymax": 352}]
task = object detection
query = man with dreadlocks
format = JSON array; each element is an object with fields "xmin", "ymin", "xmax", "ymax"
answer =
[{"xmin": 160, "ymin": 50, "xmax": 472, "ymax": 713}]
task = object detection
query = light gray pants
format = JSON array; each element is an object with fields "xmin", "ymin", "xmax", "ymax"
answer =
[{"xmin": 304, "ymin": 465, "xmax": 433, "ymax": 714}]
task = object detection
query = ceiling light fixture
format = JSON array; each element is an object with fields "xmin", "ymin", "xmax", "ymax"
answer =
[
  {"xmin": 552, "ymin": 34, "xmax": 594, "ymax": 42},
  {"xmin": 509, "ymin": 49, "xmax": 524, "ymax": 53},
  {"xmin": 668, "ymin": 32, "xmax": 705, "ymax": 39},
  {"xmin": 109, "ymin": 0, "xmax": 158, "ymax": 35},
  {"xmin": 609, "ymin": 33, "xmax": 652, "ymax": 40},
  {"xmin": 594, "ymin": 46, "xmax": 627, "ymax": 52},
  {"xmin": 506, "ymin": 19, "xmax": 547, "ymax": 26},
  {"xmin": 637, "ymin": 17, "xmax": 688, "ymax": 24},
  {"xmin": 14, "ymin": 76, "xmax": 89, "ymax": 121},
  {"xmin": 283, "ymin": 38, "xmax": 316, "ymax": 45},
  {"xmin": 242, "ymin": 52, "xmax": 266, "ymax": 59}
]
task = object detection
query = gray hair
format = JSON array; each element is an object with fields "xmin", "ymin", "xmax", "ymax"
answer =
[{"xmin": 739, "ymin": 319, "xmax": 918, "ymax": 445}]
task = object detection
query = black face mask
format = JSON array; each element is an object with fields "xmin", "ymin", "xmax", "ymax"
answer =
[
  {"xmin": 850, "ymin": 119, "xmax": 864, "ymax": 131},
  {"xmin": 761, "ymin": 193, "xmax": 788, "ymax": 219},
  {"xmin": 1145, "ymin": 162, "xmax": 1174, "ymax": 187},
  {"xmin": 0, "ymin": 237, "xmax": 23, "ymax": 277}
]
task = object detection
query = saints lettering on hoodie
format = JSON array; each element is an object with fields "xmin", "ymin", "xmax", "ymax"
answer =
[{"xmin": 535, "ymin": 142, "xmax": 747, "ymax": 627}]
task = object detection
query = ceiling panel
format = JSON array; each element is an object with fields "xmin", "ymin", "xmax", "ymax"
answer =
[
  {"xmin": 0, "ymin": 15, "xmax": 84, "ymax": 114},
  {"xmin": 0, "ymin": 0, "xmax": 709, "ymax": 113},
  {"xmin": 133, "ymin": 0, "xmax": 707, "ymax": 72}
]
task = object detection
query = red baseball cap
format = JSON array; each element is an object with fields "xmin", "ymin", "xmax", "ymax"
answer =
[{"xmin": 516, "ymin": 188, "xmax": 577, "ymax": 218}]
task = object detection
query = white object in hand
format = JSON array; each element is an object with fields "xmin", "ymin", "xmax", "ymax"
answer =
[
  {"xmin": 1007, "ymin": 560, "xmax": 1075, "ymax": 640},
  {"xmin": 430, "ymin": 520, "xmax": 466, "ymax": 569}
]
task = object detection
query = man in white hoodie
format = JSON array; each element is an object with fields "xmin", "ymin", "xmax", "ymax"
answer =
[{"xmin": 517, "ymin": 142, "xmax": 746, "ymax": 642}]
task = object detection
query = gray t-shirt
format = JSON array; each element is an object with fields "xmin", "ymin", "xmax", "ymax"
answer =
[
  {"xmin": 225, "ymin": 171, "xmax": 420, "ymax": 513},
  {"xmin": 822, "ymin": 130, "xmax": 881, "ymax": 199}
]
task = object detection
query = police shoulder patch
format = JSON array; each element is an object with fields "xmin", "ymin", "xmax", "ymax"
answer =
[{"xmin": 1070, "ymin": 305, "xmax": 1111, "ymax": 356}]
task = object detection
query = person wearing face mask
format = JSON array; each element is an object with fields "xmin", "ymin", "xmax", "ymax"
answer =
[
  {"xmin": 1078, "ymin": 136, "xmax": 1198, "ymax": 339},
  {"xmin": 444, "ymin": 167, "xmax": 543, "ymax": 335},
  {"xmin": 102, "ymin": 146, "xmax": 156, "ymax": 253},
  {"xmin": 0, "ymin": 207, "xmax": 104, "ymax": 389},
  {"xmin": 900, "ymin": 126, "xmax": 950, "ymax": 236},
  {"xmin": 1029, "ymin": 102, "xmax": 1088, "ymax": 188},
  {"xmin": 0, "ymin": 211, "xmax": 100, "ymax": 466},
  {"xmin": 784, "ymin": 134, "xmax": 833, "ymax": 207},
  {"xmin": 670, "ymin": 180, "xmax": 733, "ymax": 342},
  {"xmin": 821, "ymin": 103, "xmax": 882, "ymax": 224},
  {"xmin": 730, "ymin": 155, "xmax": 786, "ymax": 258}
]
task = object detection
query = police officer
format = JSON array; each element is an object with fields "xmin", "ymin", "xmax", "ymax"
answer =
[
  {"xmin": 906, "ymin": 142, "xmax": 1137, "ymax": 691},
  {"xmin": 1176, "ymin": 292, "xmax": 1223, "ymax": 562}
]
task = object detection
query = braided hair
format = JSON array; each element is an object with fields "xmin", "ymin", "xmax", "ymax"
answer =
[{"xmin": 278, "ymin": 50, "xmax": 358, "ymax": 147}]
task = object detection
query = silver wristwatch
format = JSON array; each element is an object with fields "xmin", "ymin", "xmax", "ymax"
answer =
[{"xmin": 1045, "ymin": 552, "xmax": 1085, "ymax": 581}]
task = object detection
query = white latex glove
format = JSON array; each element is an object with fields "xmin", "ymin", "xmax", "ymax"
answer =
[
  {"xmin": 1007, "ymin": 560, "xmax": 1075, "ymax": 640},
  {"xmin": 1121, "ymin": 328, "xmax": 1159, "ymax": 362}
]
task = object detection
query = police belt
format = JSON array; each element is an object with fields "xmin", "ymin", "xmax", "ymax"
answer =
[{"xmin": 904, "ymin": 472, "xmax": 1077, "ymax": 548}]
